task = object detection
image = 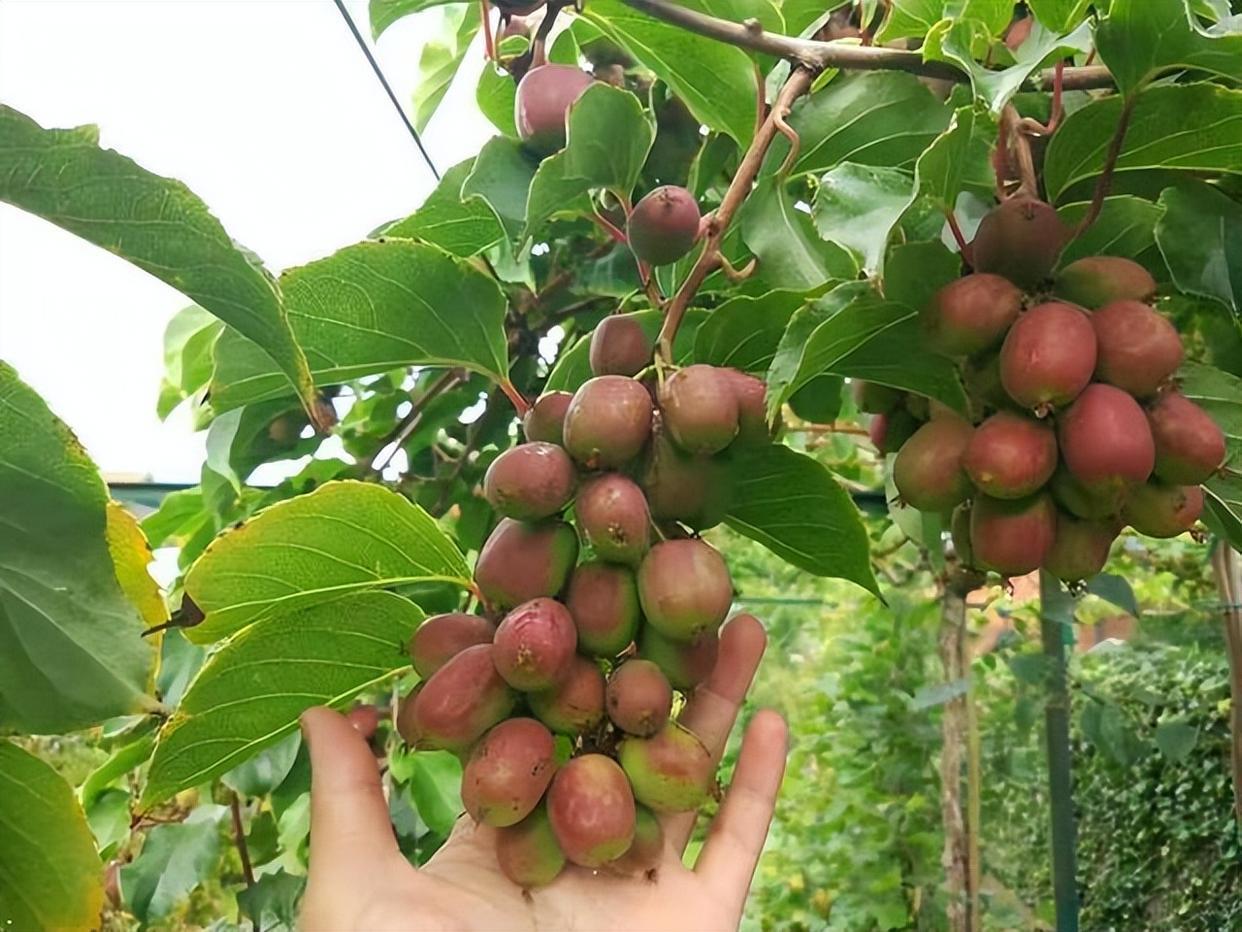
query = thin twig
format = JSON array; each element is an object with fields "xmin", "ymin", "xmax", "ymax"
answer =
[
  {"xmin": 230, "ymin": 793, "xmax": 257, "ymax": 931},
  {"xmin": 369, "ymin": 370, "xmax": 465, "ymax": 476},
  {"xmin": 656, "ymin": 67, "xmax": 815, "ymax": 357}
]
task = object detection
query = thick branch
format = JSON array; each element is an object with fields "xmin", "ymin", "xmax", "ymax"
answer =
[
  {"xmin": 657, "ymin": 67, "xmax": 814, "ymax": 355},
  {"xmin": 618, "ymin": 0, "xmax": 1115, "ymax": 92}
]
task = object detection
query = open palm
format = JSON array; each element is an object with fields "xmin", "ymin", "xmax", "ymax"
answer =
[{"xmin": 299, "ymin": 614, "xmax": 786, "ymax": 931}]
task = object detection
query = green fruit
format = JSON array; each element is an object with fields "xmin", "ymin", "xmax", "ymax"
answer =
[
  {"xmin": 606, "ymin": 805, "xmax": 664, "ymax": 875},
  {"xmin": 640, "ymin": 428, "xmax": 732, "ymax": 531},
  {"xmin": 590, "ymin": 315, "xmax": 653, "ymax": 377},
  {"xmin": 1058, "ymin": 384, "xmax": 1155, "ymax": 500},
  {"xmin": 515, "ymin": 64, "xmax": 594, "ymax": 154},
  {"xmin": 961, "ymin": 352, "xmax": 1011, "ymax": 417},
  {"xmin": 1147, "ymin": 391, "xmax": 1227, "ymax": 485},
  {"xmin": 1054, "ymin": 256, "xmax": 1156, "ymax": 309},
  {"xmin": 523, "ymin": 391, "xmax": 573, "ymax": 445},
  {"xmin": 637, "ymin": 539, "xmax": 733, "ymax": 642},
  {"xmin": 1042, "ymin": 513, "xmax": 1119, "ymax": 582},
  {"xmin": 495, "ymin": 803, "xmax": 566, "ymax": 888},
  {"xmin": 563, "ymin": 376, "xmax": 653, "ymax": 469},
  {"xmin": 971, "ymin": 196, "xmax": 1068, "ymax": 289},
  {"xmin": 638, "ymin": 626, "xmax": 718, "ymax": 691},
  {"xmin": 483, "ymin": 442, "xmax": 577, "ymax": 520},
  {"xmin": 999, "ymin": 302, "xmax": 1097, "ymax": 410},
  {"xmin": 970, "ymin": 492, "xmax": 1057, "ymax": 576},
  {"xmin": 575, "ymin": 473, "xmax": 651, "ymax": 565},
  {"xmin": 1124, "ymin": 481, "xmax": 1204, "ymax": 538},
  {"xmin": 1091, "ymin": 300, "xmax": 1183, "ymax": 397},
  {"xmin": 398, "ymin": 644, "xmax": 517, "ymax": 751},
  {"xmin": 606, "ymin": 659, "xmax": 673, "ymax": 737},
  {"xmin": 962, "ymin": 411, "xmax": 1057, "ymax": 500},
  {"xmin": 475, "ymin": 518, "xmax": 579, "ymax": 610},
  {"xmin": 547, "ymin": 754, "xmax": 637, "ymax": 867},
  {"xmin": 462, "ymin": 718, "xmax": 557, "ymax": 827},
  {"xmin": 921, "ymin": 273, "xmax": 1023, "ymax": 357},
  {"xmin": 528, "ymin": 656, "xmax": 606, "ymax": 735},
  {"xmin": 627, "ymin": 186, "xmax": 701, "ymax": 266},
  {"xmin": 892, "ymin": 417, "xmax": 974, "ymax": 512},
  {"xmin": 1050, "ymin": 464, "xmax": 1126, "ymax": 520},
  {"xmin": 564, "ymin": 561, "xmax": 641, "ymax": 657},
  {"xmin": 492, "ymin": 597, "xmax": 578, "ymax": 691},
  {"xmin": 619, "ymin": 721, "xmax": 713, "ymax": 813},
  {"xmin": 409, "ymin": 613, "xmax": 495, "ymax": 679},
  {"xmin": 659, "ymin": 365, "xmax": 739, "ymax": 455}
]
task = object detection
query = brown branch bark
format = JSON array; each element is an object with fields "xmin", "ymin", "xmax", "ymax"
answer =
[
  {"xmin": 618, "ymin": 0, "xmax": 1115, "ymax": 91},
  {"xmin": 938, "ymin": 585, "xmax": 970, "ymax": 932},
  {"xmin": 1212, "ymin": 545, "xmax": 1242, "ymax": 825},
  {"xmin": 230, "ymin": 793, "xmax": 258, "ymax": 931},
  {"xmin": 656, "ymin": 67, "xmax": 814, "ymax": 357}
]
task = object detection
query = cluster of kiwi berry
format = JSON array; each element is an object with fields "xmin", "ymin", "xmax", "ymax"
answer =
[
  {"xmin": 875, "ymin": 195, "xmax": 1226, "ymax": 583},
  {"xmin": 395, "ymin": 57, "xmax": 771, "ymax": 888}
]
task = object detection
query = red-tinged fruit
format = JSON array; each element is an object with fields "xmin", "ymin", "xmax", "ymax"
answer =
[
  {"xmin": 529, "ymin": 656, "xmax": 606, "ymax": 735},
  {"xmin": 1058, "ymin": 384, "xmax": 1155, "ymax": 499},
  {"xmin": 409, "ymin": 612, "xmax": 496, "ymax": 679},
  {"xmin": 1124, "ymin": 482, "xmax": 1204, "ymax": 539},
  {"xmin": 564, "ymin": 561, "xmax": 641, "ymax": 657},
  {"xmin": 606, "ymin": 659, "xmax": 673, "ymax": 736},
  {"xmin": 1090, "ymin": 300, "xmax": 1183, "ymax": 397},
  {"xmin": 638, "ymin": 539, "xmax": 733, "ymax": 642},
  {"xmin": 462, "ymin": 718, "xmax": 557, "ymax": 826},
  {"xmin": 475, "ymin": 518, "xmax": 578, "ymax": 610},
  {"xmin": 547, "ymin": 754, "xmax": 637, "ymax": 867},
  {"xmin": 970, "ymin": 492, "xmax": 1057, "ymax": 576},
  {"xmin": 523, "ymin": 391, "xmax": 573, "ymax": 445},
  {"xmin": 962, "ymin": 412, "xmax": 1057, "ymax": 500},
  {"xmin": 590, "ymin": 315, "xmax": 652, "ymax": 377},
  {"xmin": 483, "ymin": 442, "xmax": 576, "ymax": 520},
  {"xmin": 639, "ymin": 626, "xmax": 718, "ymax": 691},
  {"xmin": 659, "ymin": 365, "xmax": 739, "ymax": 455},
  {"xmin": 1050, "ymin": 464, "xmax": 1126, "ymax": 520},
  {"xmin": 921, "ymin": 273, "xmax": 1023, "ymax": 357},
  {"xmin": 398, "ymin": 644, "xmax": 517, "ymax": 751},
  {"xmin": 641, "ymin": 428, "xmax": 732, "ymax": 531},
  {"xmin": 575, "ymin": 473, "xmax": 651, "ymax": 564},
  {"xmin": 870, "ymin": 409, "xmax": 921, "ymax": 455},
  {"xmin": 853, "ymin": 380, "xmax": 903, "ymax": 415},
  {"xmin": 999, "ymin": 302, "xmax": 1097, "ymax": 410},
  {"xmin": 1147, "ymin": 391, "xmax": 1227, "ymax": 485},
  {"xmin": 1055, "ymin": 256, "xmax": 1157, "ymax": 309},
  {"xmin": 1042, "ymin": 514, "xmax": 1119, "ymax": 582},
  {"xmin": 492, "ymin": 597, "xmax": 578, "ymax": 691},
  {"xmin": 607, "ymin": 805, "xmax": 663, "ymax": 875},
  {"xmin": 563, "ymin": 376, "xmax": 653, "ymax": 469},
  {"xmin": 627, "ymin": 185, "xmax": 701, "ymax": 266},
  {"xmin": 971, "ymin": 196, "xmax": 1068, "ymax": 290},
  {"xmin": 619, "ymin": 721, "xmax": 714, "ymax": 813},
  {"xmin": 496, "ymin": 804, "xmax": 566, "ymax": 888},
  {"xmin": 721, "ymin": 368, "xmax": 771, "ymax": 445},
  {"xmin": 515, "ymin": 64, "xmax": 594, "ymax": 154},
  {"xmin": 892, "ymin": 417, "xmax": 974, "ymax": 512}
]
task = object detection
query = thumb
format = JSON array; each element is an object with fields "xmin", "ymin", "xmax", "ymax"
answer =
[{"xmin": 301, "ymin": 706, "xmax": 400, "ymax": 882}]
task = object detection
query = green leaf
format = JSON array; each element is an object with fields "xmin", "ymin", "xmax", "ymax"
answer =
[
  {"xmin": 184, "ymin": 480, "xmax": 468, "ymax": 642},
  {"xmin": 463, "ymin": 136, "xmax": 540, "ymax": 239},
  {"xmin": 143, "ymin": 592, "xmax": 423, "ymax": 806},
  {"xmin": 1057, "ymin": 195, "xmax": 1166, "ymax": 271},
  {"xmin": 580, "ymin": 0, "xmax": 757, "ymax": 146},
  {"xmin": 237, "ymin": 870, "xmax": 305, "ymax": 930},
  {"xmin": 385, "ymin": 159, "xmax": 505, "ymax": 257},
  {"xmin": 876, "ymin": 0, "xmax": 1011, "ymax": 43},
  {"xmin": 1096, "ymin": 0, "xmax": 1242, "ymax": 97},
  {"xmin": 412, "ymin": 4, "xmax": 481, "ymax": 132},
  {"xmin": 0, "ymin": 363, "xmax": 154, "ymax": 732},
  {"xmin": 477, "ymin": 61, "xmax": 519, "ymax": 138},
  {"xmin": 1155, "ymin": 182, "xmax": 1242, "ymax": 315},
  {"xmin": 812, "ymin": 163, "xmax": 914, "ymax": 273},
  {"xmin": 907, "ymin": 105, "xmax": 996, "ymax": 212},
  {"xmin": 221, "ymin": 732, "xmax": 302, "ymax": 797},
  {"xmin": 882, "ymin": 239, "xmax": 961, "ymax": 311},
  {"xmin": 1154, "ymin": 718, "xmax": 1199, "ymax": 762},
  {"xmin": 80, "ymin": 733, "xmax": 156, "ymax": 809},
  {"xmin": 1044, "ymin": 84, "xmax": 1242, "ymax": 204},
  {"xmin": 770, "ymin": 72, "xmax": 951, "ymax": 178},
  {"xmin": 742, "ymin": 177, "xmax": 860, "ymax": 290},
  {"xmin": 119, "ymin": 805, "xmax": 227, "ymax": 921},
  {"xmin": 210, "ymin": 240, "xmax": 510, "ymax": 410},
  {"xmin": 1203, "ymin": 472, "xmax": 1242, "ymax": 550},
  {"xmin": 782, "ymin": 0, "xmax": 852, "ymax": 35},
  {"xmin": 370, "ymin": 0, "xmax": 461, "ymax": 38},
  {"xmin": 0, "ymin": 742, "xmax": 103, "ymax": 932},
  {"xmin": 693, "ymin": 291, "xmax": 808, "ymax": 372},
  {"xmin": 157, "ymin": 305, "xmax": 222, "ymax": 420},
  {"xmin": 1085, "ymin": 573, "xmax": 1141, "ymax": 619},
  {"xmin": 0, "ymin": 105, "xmax": 321, "ymax": 425},
  {"xmin": 725, "ymin": 444, "xmax": 879, "ymax": 596},
  {"xmin": 395, "ymin": 748, "xmax": 463, "ymax": 835},
  {"xmin": 1179, "ymin": 362, "xmax": 1242, "ymax": 464},
  {"xmin": 1027, "ymin": 0, "xmax": 1093, "ymax": 33}
]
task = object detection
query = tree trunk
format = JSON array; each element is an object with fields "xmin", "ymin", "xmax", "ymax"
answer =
[{"xmin": 1211, "ymin": 546, "xmax": 1242, "ymax": 824}]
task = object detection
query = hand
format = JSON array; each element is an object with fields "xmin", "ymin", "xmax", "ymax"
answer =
[{"xmin": 298, "ymin": 613, "xmax": 787, "ymax": 931}]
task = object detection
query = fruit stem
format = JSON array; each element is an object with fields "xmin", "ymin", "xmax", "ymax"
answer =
[
  {"xmin": 499, "ymin": 379, "xmax": 532, "ymax": 416},
  {"xmin": 1071, "ymin": 93, "xmax": 1137, "ymax": 240},
  {"xmin": 589, "ymin": 210, "xmax": 629, "ymax": 244},
  {"xmin": 655, "ymin": 67, "xmax": 815, "ymax": 362},
  {"xmin": 945, "ymin": 210, "xmax": 972, "ymax": 265}
]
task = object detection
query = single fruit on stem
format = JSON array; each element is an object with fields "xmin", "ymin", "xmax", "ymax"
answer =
[
  {"xmin": 523, "ymin": 391, "xmax": 573, "ymax": 445},
  {"xmin": 1090, "ymin": 300, "xmax": 1183, "ymax": 398},
  {"xmin": 619, "ymin": 721, "xmax": 714, "ymax": 813},
  {"xmin": 638, "ymin": 538, "xmax": 733, "ymax": 642},
  {"xmin": 492, "ymin": 597, "xmax": 578, "ymax": 691},
  {"xmin": 590, "ymin": 315, "xmax": 653, "ymax": 377},
  {"xmin": 962, "ymin": 411, "xmax": 1057, "ymax": 500},
  {"xmin": 659, "ymin": 364, "xmax": 740, "ymax": 455},
  {"xmin": 1146, "ymin": 391, "xmax": 1227, "ymax": 485},
  {"xmin": 515, "ymin": 64, "xmax": 595, "ymax": 154},
  {"xmin": 1041, "ymin": 513, "xmax": 1119, "ymax": 582},
  {"xmin": 397, "ymin": 644, "xmax": 517, "ymax": 751},
  {"xmin": 495, "ymin": 803, "xmax": 566, "ymax": 888},
  {"xmin": 528, "ymin": 655, "xmax": 606, "ymax": 735},
  {"xmin": 483, "ymin": 441, "xmax": 577, "ymax": 520},
  {"xmin": 546, "ymin": 754, "xmax": 637, "ymax": 867},
  {"xmin": 563, "ymin": 376, "xmax": 654, "ymax": 469},
  {"xmin": 627, "ymin": 186, "xmax": 702, "ymax": 266},
  {"xmin": 720, "ymin": 368, "xmax": 772, "ymax": 445},
  {"xmin": 892, "ymin": 417, "xmax": 975, "ymax": 512},
  {"xmin": 969, "ymin": 492, "xmax": 1058, "ymax": 576},
  {"xmin": 921, "ymin": 273, "xmax": 1023, "ymax": 357},
  {"xmin": 640, "ymin": 427, "xmax": 732, "ymax": 531},
  {"xmin": 474, "ymin": 518, "xmax": 579, "ymax": 610},
  {"xmin": 564, "ymin": 561, "xmax": 641, "ymax": 657},
  {"xmin": 575, "ymin": 473, "xmax": 651, "ymax": 565},
  {"xmin": 409, "ymin": 613, "xmax": 496, "ymax": 679},
  {"xmin": 1123, "ymin": 481, "xmax": 1204, "ymax": 538},
  {"xmin": 1054, "ymin": 256, "xmax": 1157, "ymax": 309},
  {"xmin": 606, "ymin": 659, "xmax": 673, "ymax": 736},
  {"xmin": 462, "ymin": 717, "xmax": 557, "ymax": 827},
  {"xmin": 999, "ymin": 302, "xmax": 1097, "ymax": 410},
  {"xmin": 638, "ymin": 625, "xmax": 719, "ymax": 691},
  {"xmin": 970, "ymin": 196, "xmax": 1068, "ymax": 289},
  {"xmin": 1058, "ymin": 383, "xmax": 1155, "ymax": 500}
]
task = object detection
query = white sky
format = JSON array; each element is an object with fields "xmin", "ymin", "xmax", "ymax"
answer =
[{"xmin": 0, "ymin": 0, "xmax": 494, "ymax": 482}]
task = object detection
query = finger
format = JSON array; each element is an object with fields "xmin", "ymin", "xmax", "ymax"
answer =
[
  {"xmin": 301, "ymin": 706, "xmax": 400, "ymax": 883},
  {"xmin": 663, "ymin": 613, "xmax": 767, "ymax": 853},
  {"xmin": 693, "ymin": 709, "xmax": 788, "ymax": 916}
]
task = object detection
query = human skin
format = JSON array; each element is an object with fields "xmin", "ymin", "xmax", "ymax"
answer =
[{"xmin": 299, "ymin": 613, "xmax": 786, "ymax": 932}]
